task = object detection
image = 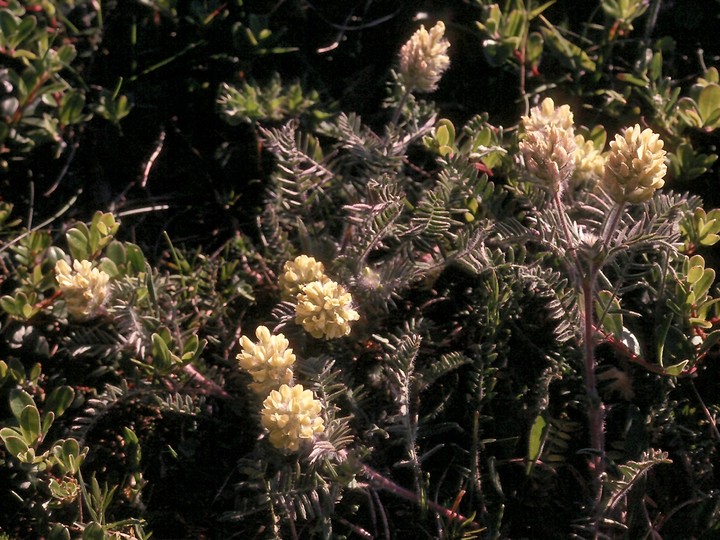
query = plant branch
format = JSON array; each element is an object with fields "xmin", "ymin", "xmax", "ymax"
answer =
[{"xmin": 360, "ymin": 464, "xmax": 480, "ymax": 529}]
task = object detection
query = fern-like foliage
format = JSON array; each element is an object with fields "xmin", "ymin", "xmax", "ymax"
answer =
[
  {"xmin": 538, "ymin": 414, "xmax": 583, "ymax": 468},
  {"xmin": 516, "ymin": 265, "xmax": 582, "ymax": 344},
  {"xmin": 230, "ymin": 457, "xmax": 349, "ymax": 539},
  {"xmin": 154, "ymin": 392, "xmax": 205, "ymax": 416},
  {"xmin": 70, "ymin": 380, "xmax": 135, "ymax": 445},
  {"xmin": 341, "ymin": 176, "xmax": 408, "ymax": 273},
  {"xmin": 318, "ymin": 112, "xmax": 402, "ymax": 179},
  {"xmin": 259, "ymin": 121, "xmax": 333, "ymax": 213},
  {"xmin": 604, "ymin": 449, "xmax": 672, "ymax": 511},
  {"xmin": 63, "ymin": 324, "xmax": 125, "ymax": 359},
  {"xmin": 109, "ymin": 275, "xmax": 160, "ymax": 358}
]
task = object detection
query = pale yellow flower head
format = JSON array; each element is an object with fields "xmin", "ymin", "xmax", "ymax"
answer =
[
  {"xmin": 296, "ymin": 279, "xmax": 360, "ymax": 339},
  {"xmin": 261, "ymin": 384, "xmax": 325, "ymax": 452},
  {"xmin": 521, "ymin": 98, "xmax": 574, "ymax": 133},
  {"xmin": 237, "ymin": 326, "xmax": 296, "ymax": 395},
  {"xmin": 603, "ymin": 124, "xmax": 666, "ymax": 204},
  {"xmin": 279, "ymin": 255, "xmax": 329, "ymax": 301},
  {"xmin": 572, "ymin": 133, "xmax": 605, "ymax": 186},
  {"xmin": 399, "ymin": 21, "xmax": 450, "ymax": 93},
  {"xmin": 519, "ymin": 125, "xmax": 577, "ymax": 193},
  {"xmin": 54, "ymin": 259, "xmax": 110, "ymax": 319}
]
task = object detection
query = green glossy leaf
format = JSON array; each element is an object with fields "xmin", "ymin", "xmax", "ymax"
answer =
[
  {"xmin": 105, "ymin": 240, "xmax": 126, "ymax": 265},
  {"xmin": 66, "ymin": 226, "xmax": 89, "ymax": 261},
  {"xmin": 527, "ymin": 414, "xmax": 547, "ymax": 475},
  {"xmin": 0, "ymin": 11, "xmax": 19, "ymax": 42},
  {"xmin": 698, "ymin": 84, "xmax": 720, "ymax": 126},
  {"xmin": 664, "ymin": 360, "xmax": 689, "ymax": 376},
  {"xmin": 540, "ymin": 25, "xmax": 596, "ymax": 72},
  {"xmin": 9, "ymin": 388, "xmax": 35, "ymax": 420},
  {"xmin": 62, "ymin": 437, "xmax": 81, "ymax": 458},
  {"xmin": 526, "ymin": 31, "xmax": 544, "ymax": 64},
  {"xmin": 20, "ymin": 404, "xmax": 41, "ymax": 446},
  {"xmin": 617, "ymin": 72, "xmax": 648, "ymax": 87},
  {"xmin": 11, "ymin": 15, "xmax": 37, "ymax": 50},
  {"xmin": 689, "ymin": 317, "xmax": 713, "ymax": 329},
  {"xmin": 687, "ymin": 264, "xmax": 704, "ymax": 285},
  {"xmin": 21, "ymin": 302, "xmax": 35, "ymax": 319},
  {"xmin": 56, "ymin": 44, "xmax": 77, "ymax": 65},
  {"xmin": 0, "ymin": 295, "xmax": 19, "ymax": 315},
  {"xmin": 46, "ymin": 386, "xmax": 75, "ymax": 418},
  {"xmin": 698, "ymin": 330, "xmax": 720, "ymax": 357},
  {"xmin": 41, "ymin": 411, "xmax": 55, "ymax": 438},
  {"xmin": 48, "ymin": 523, "xmax": 71, "ymax": 540},
  {"xmin": 2, "ymin": 433, "xmax": 29, "ymax": 457},
  {"xmin": 59, "ymin": 91, "xmax": 86, "ymax": 126},
  {"xmin": 693, "ymin": 268, "xmax": 715, "ymax": 301},
  {"xmin": 126, "ymin": 243, "xmax": 146, "ymax": 274},
  {"xmin": 649, "ymin": 51, "xmax": 663, "ymax": 81},
  {"xmin": 82, "ymin": 522, "xmax": 105, "ymax": 540},
  {"xmin": 700, "ymin": 233, "xmax": 720, "ymax": 246},
  {"xmin": 436, "ymin": 125, "xmax": 450, "ymax": 148},
  {"xmin": 528, "ymin": 0, "xmax": 556, "ymax": 19},
  {"xmin": 152, "ymin": 332, "xmax": 174, "ymax": 371}
]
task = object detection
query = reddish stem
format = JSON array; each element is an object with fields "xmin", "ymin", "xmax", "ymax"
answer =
[{"xmin": 361, "ymin": 464, "xmax": 480, "ymax": 529}]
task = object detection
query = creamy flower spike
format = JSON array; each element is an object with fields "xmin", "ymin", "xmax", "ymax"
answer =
[
  {"xmin": 603, "ymin": 124, "xmax": 667, "ymax": 204},
  {"xmin": 54, "ymin": 259, "xmax": 110, "ymax": 319},
  {"xmin": 295, "ymin": 279, "xmax": 360, "ymax": 339},
  {"xmin": 572, "ymin": 133, "xmax": 605, "ymax": 186},
  {"xmin": 521, "ymin": 97, "xmax": 574, "ymax": 133},
  {"xmin": 261, "ymin": 384, "xmax": 325, "ymax": 452},
  {"xmin": 519, "ymin": 98, "xmax": 577, "ymax": 192},
  {"xmin": 399, "ymin": 21, "xmax": 450, "ymax": 93},
  {"xmin": 278, "ymin": 255, "xmax": 329, "ymax": 301},
  {"xmin": 520, "ymin": 125, "xmax": 577, "ymax": 193},
  {"xmin": 237, "ymin": 326, "xmax": 296, "ymax": 395}
]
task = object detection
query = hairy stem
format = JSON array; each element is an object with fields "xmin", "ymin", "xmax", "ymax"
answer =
[
  {"xmin": 583, "ymin": 274, "xmax": 605, "ymax": 523},
  {"xmin": 389, "ymin": 88, "xmax": 411, "ymax": 136},
  {"xmin": 554, "ymin": 189, "xmax": 606, "ymax": 515}
]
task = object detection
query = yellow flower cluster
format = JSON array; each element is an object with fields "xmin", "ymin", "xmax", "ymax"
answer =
[
  {"xmin": 572, "ymin": 134, "xmax": 606, "ymax": 186},
  {"xmin": 279, "ymin": 255, "xmax": 360, "ymax": 339},
  {"xmin": 399, "ymin": 21, "xmax": 451, "ymax": 93},
  {"xmin": 278, "ymin": 255, "xmax": 329, "ymax": 301},
  {"xmin": 237, "ymin": 326, "xmax": 296, "ymax": 395},
  {"xmin": 296, "ymin": 280, "xmax": 360, "ymax": 339},
  {"xmin": 603, "ymin": 124, "xmax": 667, "ymax": 204},
  {"xmin": 519, "ymin": 98, "xmax": 577, "ymax": 192},
  {"xmin": 238, "ymin": 253, "xmax": 360, "ymax": 451},
  {"xmin": 261, "ymin": 384, "xmax": 325, "ymax": 452},
  {"xmin": 54, "ymin": 259, "xmax": 110, "ymax": 319}
]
